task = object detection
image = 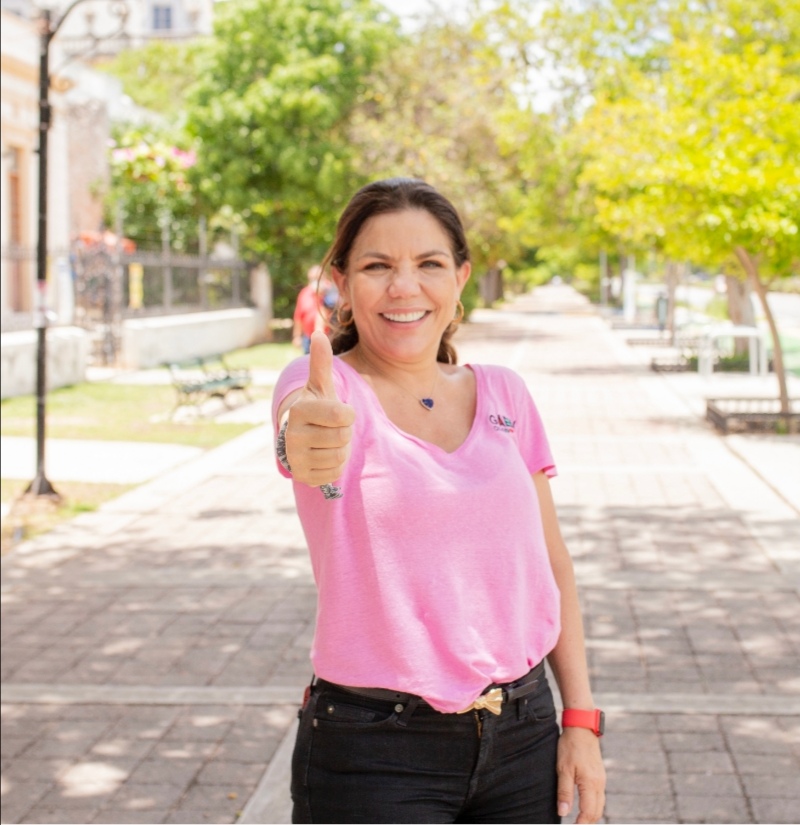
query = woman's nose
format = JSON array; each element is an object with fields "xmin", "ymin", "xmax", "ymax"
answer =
[{"xmin": 388, "ymin": 262, "xmax": 421, "ymax": 296}]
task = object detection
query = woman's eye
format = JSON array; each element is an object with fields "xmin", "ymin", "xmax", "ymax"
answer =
[
  {"xmin": 421, "ymin": 260, "xmax": 444, "ymax": 269},
  {"xmin": 364, "ymin": 262, "xmax": 389, "ymax": 271}
]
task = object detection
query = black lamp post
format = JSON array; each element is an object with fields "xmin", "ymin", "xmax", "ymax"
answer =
[{"xmin": 26, "ymin": 0, "xmax": 127, "ymax": 498}]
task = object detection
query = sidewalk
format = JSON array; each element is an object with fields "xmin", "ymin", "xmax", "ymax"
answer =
[{"xmin": 2, "ymin": 285, "xmax": 799, "ymax": 825}]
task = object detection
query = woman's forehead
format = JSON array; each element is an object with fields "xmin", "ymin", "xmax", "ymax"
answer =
[{"xmin": 353, "ymin": 209, "xmax": 452, "ymax": 254}]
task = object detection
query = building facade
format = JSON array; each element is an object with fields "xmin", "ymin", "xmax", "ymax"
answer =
[
  {"xmin": 0, "ymin": 0, "xmax": 212, "ymax": 328},
  {"xmin": 0, "ymin": 7, "xmax": 71, "ymax": 324},
  {"xmin": 2, "ymin": 0, "xmax": 215, "ymax": 59}
]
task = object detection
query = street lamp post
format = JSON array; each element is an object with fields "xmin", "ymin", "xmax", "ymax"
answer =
[
  {"xmin": 26, "ymin": 0, "xmax": 127, "ymax": 498},
  {"xmin": 26, "ymin": 5, "xmax": 59, "ymax": 498}
]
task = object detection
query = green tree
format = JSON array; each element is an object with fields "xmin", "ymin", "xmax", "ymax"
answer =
[
  {"xmin": 579, "ymin": 30, "xmax": 800, "ymax": 411},
  {"xmin": 347, "ymin": 9, "xmax": 552, "ymax": 307},
  {"xmin": 97, "ymin": 40, "xmax": 206, "ymax": 118},
  {"xmin": 185, "ymin": 0, "xmax": 398, "ymax": 314},
  {"xmin": 107, "ymin": 128, "xmax": 201, "ymax": 251}
]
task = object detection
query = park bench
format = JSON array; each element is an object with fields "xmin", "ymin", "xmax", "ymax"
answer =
[
  {"xmin": 648, "ymin": 337, "xmax": 702, "ymax": 373},
  {"xmin": 650, "ymin": 356, "xmax": 691, "ymax": 373},
  {"xmin": 166, "ymin": 355, "xmax": 252, "ymax": 415}
]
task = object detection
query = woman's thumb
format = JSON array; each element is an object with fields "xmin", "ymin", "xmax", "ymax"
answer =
[{"xmin": 305, "ymin": 331, "xmax": 337, "ymax": 399}]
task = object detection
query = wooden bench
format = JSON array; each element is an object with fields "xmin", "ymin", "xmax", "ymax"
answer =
[
  {"xmin": 651, "ymin": 356, "xmax": 691, "ymax": 373},
  {"xmin": 166, "ymin": 355, "xmax": 252, "ymax": 415},
  {"xmin": 648, "ymin": 336, "xmax": 702, "ymax": 373}
]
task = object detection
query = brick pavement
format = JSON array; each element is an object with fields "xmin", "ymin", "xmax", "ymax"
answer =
[{"xmin": 2, "ymin": 285, "xmax": 799, "ymax": 824}]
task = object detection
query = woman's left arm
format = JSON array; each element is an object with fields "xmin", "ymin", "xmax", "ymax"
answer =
[{"xmin": 533, "ymin": 471, "xmax": 606, "ymax": 825}]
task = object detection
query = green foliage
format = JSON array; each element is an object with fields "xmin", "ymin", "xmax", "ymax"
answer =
[
  {"xmin": 96, "ymin": 40, "xmax": 207, "ymax": 118},
  {"xmin": 185, "ymin": 0, "xmax": 398, "ymax": 314},
  {"xmin": 222, "ymin": 342, "xmax": 297, "ymax": 370},
  {"xmin": 579, "ymin": 32, "xmax": 800, "ymax": 279},
  {"xmin": 96, "ymin": 0, "xmax": 799, "ymax": 323},
  {"xmin": 347, "ymin": 7, "xmax": 579, "ymax": 309},
  {"xmin": 108, "ymin": 128, "xmax": 201, "ymax": 251},
  {"xmin": 349, "ymin": 15, "xmax": 521, "ymax": 268}
]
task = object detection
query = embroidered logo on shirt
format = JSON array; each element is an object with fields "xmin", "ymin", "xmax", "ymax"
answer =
[{"xmin": 489, "ymin": 413, "xmax": 516, "ymax": 433}]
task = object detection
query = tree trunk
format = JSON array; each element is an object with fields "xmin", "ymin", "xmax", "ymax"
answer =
[
  {"xmin": 480, "ymin": 267, "xmax": 504, "ymax": 307},
  {"xmin": 665, "ymin": 261, "xmax": 678, "ymax": 345},
  {"xmin": 734, "ymin": 247, "xmax": 790, "ymax": 415},
  {"xmin": 666, "ymin": 261, "xmax": 686, "ymax": 346},
  {"xmin": 725, "ymin": 274, "xmax": 755, "ymax": 356}
]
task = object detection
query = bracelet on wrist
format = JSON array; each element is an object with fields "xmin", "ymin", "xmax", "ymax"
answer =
[{"xmin": 276, "ymin": 419, "xmax": 291, "ymax": 473}]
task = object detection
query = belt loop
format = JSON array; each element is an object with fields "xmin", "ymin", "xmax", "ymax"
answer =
[
  {"xmin": 517, "ymin": 696, "xmax": 527, "ymax": 721},
  {"xmin": 298, "ymin": 674, "xmax": 317, "ymax": 718},
  {"xmin": 396, "ymin": 695, "xmax": 420, "ymax": 727}
]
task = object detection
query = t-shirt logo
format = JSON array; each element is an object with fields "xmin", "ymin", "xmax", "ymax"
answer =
[{"xmin": 489, "ymin": 413, "xmax": 516, "ymax": 433}]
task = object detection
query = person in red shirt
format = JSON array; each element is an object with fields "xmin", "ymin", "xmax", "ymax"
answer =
[{"xmin": 292, "ymin": 265, "xmax": 325, "ymax": 354}]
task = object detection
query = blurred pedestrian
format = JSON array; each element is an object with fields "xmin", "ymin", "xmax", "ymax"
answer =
[
  {"xmin": 273, "ymin": 178, "xmax": 606, "ymax": 824},
  {"xmin": 292, "ymin": 265, "xmax": 326, "ymax": 354}
]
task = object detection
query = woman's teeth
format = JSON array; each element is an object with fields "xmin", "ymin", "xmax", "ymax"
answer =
[{"xmin": 383, "ymin": 311, "xmax": 426, "ymax": 323}]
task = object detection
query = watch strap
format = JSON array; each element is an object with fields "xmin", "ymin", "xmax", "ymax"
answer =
[{"xmin": 562, "ymin": 708, "xmax": 605, "ymax": 737}]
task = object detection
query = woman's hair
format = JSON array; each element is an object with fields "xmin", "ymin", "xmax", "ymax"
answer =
[{"xmin": 322, "ymin": 177, "xmax": 470, "ymax": 364}]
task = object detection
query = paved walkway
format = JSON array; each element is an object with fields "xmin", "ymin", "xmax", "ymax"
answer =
[{"xmin": 2, "ymin": 286, "xmax": 799, "ymax": 824}]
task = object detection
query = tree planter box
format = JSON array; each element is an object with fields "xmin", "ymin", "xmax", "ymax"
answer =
[
  {"xmin": 706, "ymin": 397, "xmax": 800, "ymax": 434},
  {"xmin": 651, "ymin": 358, "xmax": 691, "ymax": 373}
]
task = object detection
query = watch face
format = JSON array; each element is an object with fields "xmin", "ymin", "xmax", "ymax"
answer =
[{"xmin": 597, "ymin": 710, "xmax": 606, "ymax": 736}]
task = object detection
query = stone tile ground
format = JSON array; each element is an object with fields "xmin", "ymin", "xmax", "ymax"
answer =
[{"xmin": 2, "ymin": 286, "xmax": 798, "ymax": 823}]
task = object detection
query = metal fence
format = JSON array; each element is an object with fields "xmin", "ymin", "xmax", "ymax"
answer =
[
  {"xmin": 2, "ymin": 242, "xmax": 252, "ymax": 363},
  {"xmin": 119, "ymin": 249, "xmax": 248, "ymax": 316}
]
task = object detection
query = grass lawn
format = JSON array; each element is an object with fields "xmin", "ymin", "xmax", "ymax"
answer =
[
  {"xmin": 1, "ymin": 479, "xmax": 135, "ymax": 556},
  {"xmin": 0, "ymin": 382, "xmax": 268, "ymax": 448},
  {"xmin": 224, "ymin": 341, "xmax": 298, "ymax": 370},
  {"xmin": 0, "ymin": 340, "xmax": 299, "ymax": 552}
]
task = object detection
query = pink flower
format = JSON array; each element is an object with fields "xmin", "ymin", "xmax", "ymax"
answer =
[{"xmin": 112, "ymin": 148, "xmax": 136, "ymax": 163}]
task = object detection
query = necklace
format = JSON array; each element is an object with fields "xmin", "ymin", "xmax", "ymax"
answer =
[{"xmin": 357, "ymin": 352, "xmax": 440, "ymax": 411}]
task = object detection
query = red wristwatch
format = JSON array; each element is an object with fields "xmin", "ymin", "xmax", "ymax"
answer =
[{"xmin": 562, "ymin": 708, "xmax": 605, "ymax": 737}]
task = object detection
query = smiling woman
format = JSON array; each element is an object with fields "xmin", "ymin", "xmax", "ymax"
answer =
[{"xmin": 269, "ymin": 178, "xmax": 606, "ymax": 824}]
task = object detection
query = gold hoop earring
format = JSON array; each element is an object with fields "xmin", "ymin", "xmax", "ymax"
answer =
[
  {"xmin": 337, "ymin": 305, "xmax": 355, "ymax": 329},
  {"xmin": 453, "ymin": 300, "xmax": 465, "ymax": 325}
]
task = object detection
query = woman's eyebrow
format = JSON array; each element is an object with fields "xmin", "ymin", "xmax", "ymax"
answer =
[
  {"xmin": 355, "ymin": 249, "xmax": 452, "ymax": 261},
  {"xmin": 415, "ymin": 249, "xmax": 451, "ymax": 259}
]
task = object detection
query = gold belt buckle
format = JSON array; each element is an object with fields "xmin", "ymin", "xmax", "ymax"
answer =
[{"xmin": 456, "ymin": 686, "xmax": 504, "ymax": 716}]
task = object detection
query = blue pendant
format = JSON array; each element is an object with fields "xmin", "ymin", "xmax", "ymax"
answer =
[{"xmin": 420, "ymin": 397, "xmax": 434, "ymax": 410}]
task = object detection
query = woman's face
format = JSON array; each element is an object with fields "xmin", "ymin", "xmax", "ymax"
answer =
[{"xmin": 333, "ymin": 209, "xmax": 471, "ymax": 365}]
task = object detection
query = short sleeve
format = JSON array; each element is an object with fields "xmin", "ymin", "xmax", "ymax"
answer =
[{"xmin": 510, "ymin": 373, "xmax": 557, "ymax": 479}]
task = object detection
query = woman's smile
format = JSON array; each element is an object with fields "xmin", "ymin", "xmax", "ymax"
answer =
[{"xmin": 381, "ymin": 309, "xmax": 431, "ymax": 324}]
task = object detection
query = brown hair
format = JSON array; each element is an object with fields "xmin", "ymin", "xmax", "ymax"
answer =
[{"xmin": 322, "ymin": 178, "xmax": 470, "ymax": 364}]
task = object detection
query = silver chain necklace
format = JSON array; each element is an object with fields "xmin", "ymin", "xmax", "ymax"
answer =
[{"xmin": 357, "ymin": 352, "xmax": 440, "ymax": 411}]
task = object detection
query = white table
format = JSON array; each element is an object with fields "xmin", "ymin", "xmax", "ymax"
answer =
[{"xmin": 697, "ymin": 325, "xmax": 769, "ymax": 378}]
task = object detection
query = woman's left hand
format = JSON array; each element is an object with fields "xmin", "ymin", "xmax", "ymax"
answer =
[{"xmin": 556, "ymin": 727, "xmax": 606, "ymax": 823}]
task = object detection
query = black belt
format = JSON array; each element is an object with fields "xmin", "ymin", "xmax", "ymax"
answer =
[{"xmin": 316, "ymin": 660, "xmax": 545, "ymax": 716}]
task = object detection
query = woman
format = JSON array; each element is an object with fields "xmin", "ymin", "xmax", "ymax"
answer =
[{"xmin": 272, "ymin": 178, "xmax": 605, "ymax": 824}]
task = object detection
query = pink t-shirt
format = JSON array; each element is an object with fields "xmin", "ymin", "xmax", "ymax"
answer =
[{"xmin": 271, "ymin": 357, "xmax": 561, "ymax": 713}]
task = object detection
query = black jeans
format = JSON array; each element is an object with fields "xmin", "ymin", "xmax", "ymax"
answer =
[{"xmin": 291, "ymin": 672, "xmax": 560, "ymax": 824}]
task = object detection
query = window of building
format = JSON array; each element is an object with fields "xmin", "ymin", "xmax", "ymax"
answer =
[{"xmin": 152, "ymin": 4, "xmax": 173, "ymax": 30}]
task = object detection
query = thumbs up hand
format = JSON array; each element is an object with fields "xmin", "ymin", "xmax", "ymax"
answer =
[{"xmin": 283, "ymin": 331, "xmax": 355, "ymax": 492}]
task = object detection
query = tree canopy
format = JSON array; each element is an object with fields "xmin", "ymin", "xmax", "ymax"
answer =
[
  {"xmin": 183, "ymin": 0, "xmax": 398, "ymax": 311},
  {"xmin": 101, "ymin": 0, "xmax": 799, "ymax": 325}
]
